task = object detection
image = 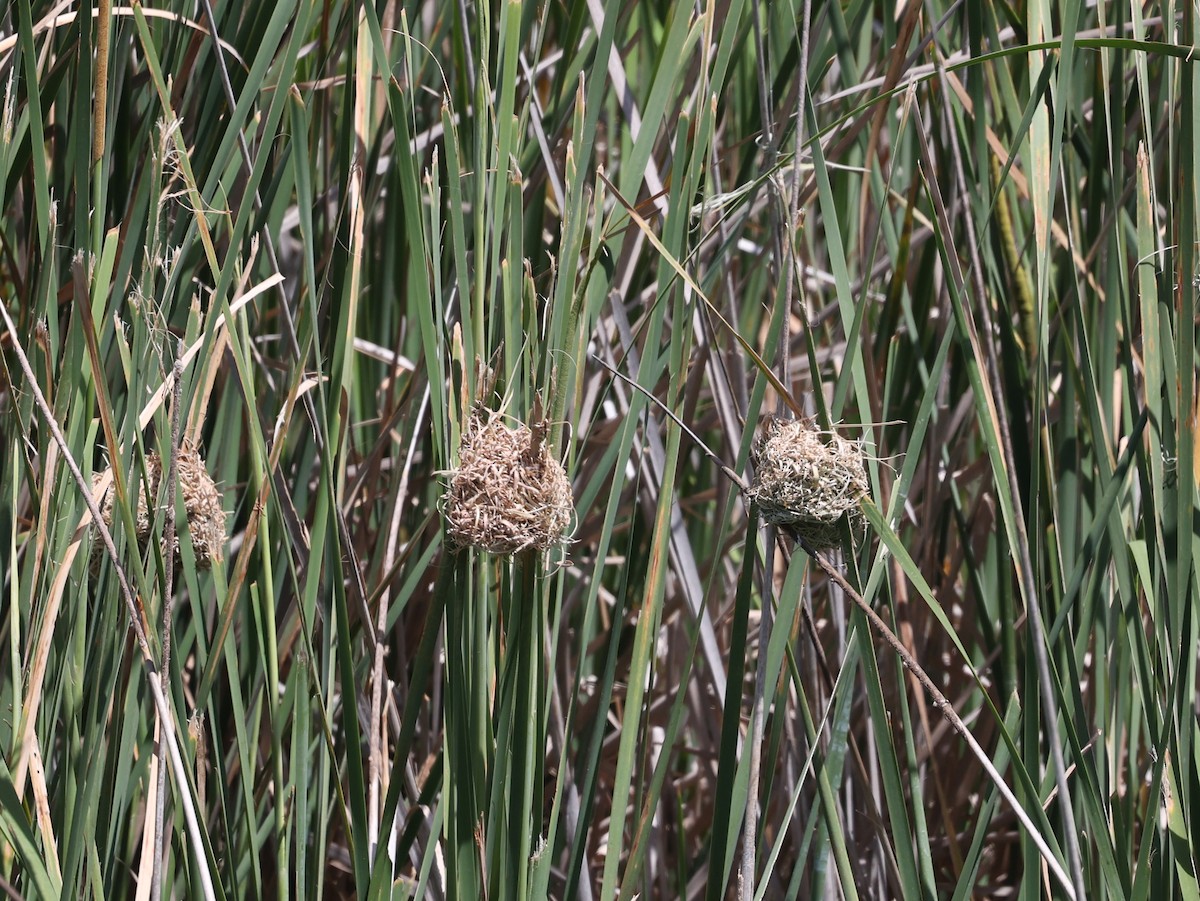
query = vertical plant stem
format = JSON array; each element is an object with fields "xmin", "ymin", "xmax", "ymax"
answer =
[
  {"xmin": 150, "ymin": 348, "xmax": 185, "ymax": 901},
  {"xmin": 741, "ymin": 568, "xmax": 770, "ymax": 900},
  {"xmin": 445, "ymin": 549, "xmax": 484, "ymax": 897},
  {"xmin": 510, "ymin": 550, "xmax": 540, "ymax": 896},
  {"xmin": 743, "ymin": 0, "xmax": 813, "ymax": 891},
  {"xmin": 742, "ymin": 6, "xmax": 775, "ymax": 891}
]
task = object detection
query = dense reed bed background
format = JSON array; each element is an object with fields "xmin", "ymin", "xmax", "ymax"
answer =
[{"xmin": 1, "ymin": 0, "xmax": 1196, "ymax": 897}]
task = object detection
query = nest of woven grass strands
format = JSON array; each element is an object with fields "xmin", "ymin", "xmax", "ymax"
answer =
[
  {"xmin": 747, "ymin": 416, "xmax": 868, "ymax": 550},
  {"xmin": 90, "ymin": 444, "xmax": 226, "ymax": 572},
  {"xmin": 442, "ymin": 409, "xmax": 574, "ymax": 555}
]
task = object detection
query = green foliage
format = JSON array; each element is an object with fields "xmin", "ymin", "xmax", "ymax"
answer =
[{"xmin": 0, "ymin": 0, "xmax": 1195, "ymax": 898}]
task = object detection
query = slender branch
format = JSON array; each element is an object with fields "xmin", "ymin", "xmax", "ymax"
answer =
[{"xmin": 590, "ymin": 352, "xmax": 748, "ymax": 491}]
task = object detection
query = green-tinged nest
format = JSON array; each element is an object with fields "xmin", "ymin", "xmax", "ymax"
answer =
[
  {"xmin": 442, "ymin": 410, "xmax": 574, "ymax": 555},
  {"xmin": 748, "ymin": 416, "xmax": 868, "ymax": 549},
  {"xmin": 90, "ymin": 445, "xmax": 226, "ymax": 572}
]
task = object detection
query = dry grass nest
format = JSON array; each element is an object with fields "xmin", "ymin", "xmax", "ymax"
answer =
[
  {"xmin": 748, "ymin": 416, "xmax": 868, "ymax": 549},
  {"xmin": 442, "ymin": 409, "xmax": 574, "ymax": 555},
  {"xmin": 90, "ymin": 444, "xmax": 226, "ymax": 572}
]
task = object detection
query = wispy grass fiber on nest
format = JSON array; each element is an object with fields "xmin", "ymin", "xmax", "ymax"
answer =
[
  {"xmin": 91, "ymin": 444, "xmax": 226, "ymax": 571},
  {"xmin": 442, "ymin": 409, "xmax": 573, "ymax": 555},
  {"xmin": 749, "ymin": 416, "xmax": 867, "ymax": 548}
]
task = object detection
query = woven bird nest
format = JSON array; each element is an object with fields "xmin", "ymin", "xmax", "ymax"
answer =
[
  {"xmin": 91, "ymin": 444, "xmax": 226, "ymax": 571},
  {"xmin": 748, "ymin": 416, "xmax": 868, "ymax": 549},
  {"xmin": 442, "ymin": 409, "xmax": 574, "ymax": 555}
]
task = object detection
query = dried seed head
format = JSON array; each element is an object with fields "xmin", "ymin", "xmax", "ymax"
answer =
[
  {"xmin": 748, "ymin": 416, "xmax": 868, "ymax": 549},
  {"xmin": 441, "ymin": 409, "xmax": 574, "ymax": 555},
  {"xmin": 90, "ymin": 444, "xmax": 226, "ymax": 571}
]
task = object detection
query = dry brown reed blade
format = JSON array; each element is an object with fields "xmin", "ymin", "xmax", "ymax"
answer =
[
  {"xmin": 91, "ymin": 443, "xmax": 226, "ymax": 572},
  {"xmin": 748, "ymin": 415, "xmax": 868, "ymax": 549},
  {"xmin": 442, "ymin": 408, "xmax": 574, "ymax": 555}
]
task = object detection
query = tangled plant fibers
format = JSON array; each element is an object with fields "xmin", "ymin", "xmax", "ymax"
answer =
[
  {"xmin": 91, "ymin": 444, "xmax": 226, "ymax": 571},
  {"xmin": 443, "ymin": 409, "xmax": 574, "ymax": 555},
  {"xmin": 748, "ymin": 416, "xmax": 868, "ymax": 549}
]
